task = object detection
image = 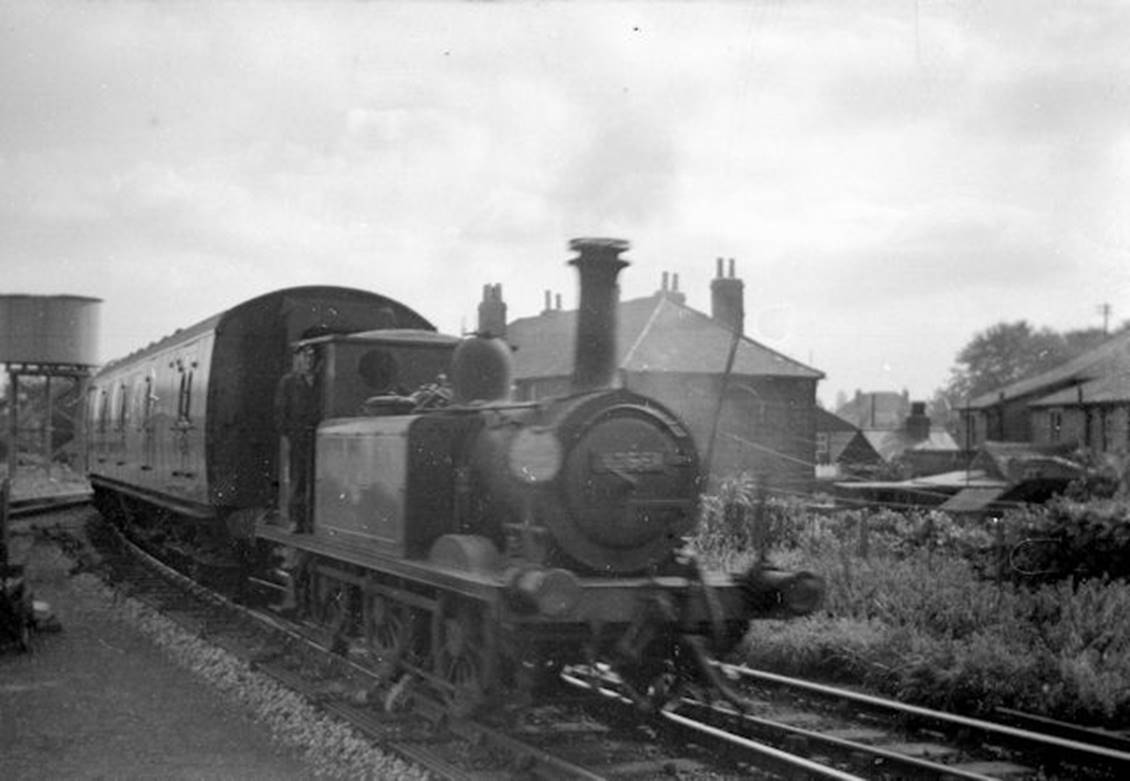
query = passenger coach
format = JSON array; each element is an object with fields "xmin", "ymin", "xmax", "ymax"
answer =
[{"xmin": 84, "ymin": 286, "xmax": 434, "ymax": 523}]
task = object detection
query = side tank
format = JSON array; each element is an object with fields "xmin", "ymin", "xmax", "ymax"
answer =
[{"xmin": 313, "ymin": 411, "xmax": 481, "ymax": 558}]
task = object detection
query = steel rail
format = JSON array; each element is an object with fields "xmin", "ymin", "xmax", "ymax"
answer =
[
  {"xmin": 993, "ymin": 706, "xmax": 1130, "ymax": 753},
  {"xmin": 660, "ymin": 709, "xmax": 869, "ymax": 781},
  {"xmin": 104, "ymin": 519, "xmax": 607, "ymax": 780},
  {"xmin": 561, "ymin": 669, "xmax": 865, "ymax": 781},
  {"xmin": 674, "ymin": 696, "xmax": 1001, "ymax": 781},
  {"xmin": 724, "ymin": 663, "xmax": 1130, "ymax": 769},
  {"xmin": 8, "ymin": 492, "xmax": 91, "ymax": 518}
]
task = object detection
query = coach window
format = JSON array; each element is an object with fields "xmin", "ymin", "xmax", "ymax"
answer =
[{"xmin": 358, "ymin": 349, "xmax": 400, "ymax": 393}]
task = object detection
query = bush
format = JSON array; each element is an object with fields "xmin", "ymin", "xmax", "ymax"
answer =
[
  {"xmin": 705, "ymin": 488, "xmax": 1130, "ymax": 726},
  {"xmin": 995, "ymin": 498, "xmax": 1130, "ymax": 583}
]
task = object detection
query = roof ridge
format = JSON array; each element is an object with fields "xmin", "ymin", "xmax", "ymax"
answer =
[
  {"xmin": 621, "ymin": 297, "xmax": 666, "ymax": 367},
  {"xmin": 969, "ymin": 329, "xmax": 1130, "ymax": 406}
]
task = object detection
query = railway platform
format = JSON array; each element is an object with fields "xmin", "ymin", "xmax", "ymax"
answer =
[{"xmin": 0, "ymin": 502, "xmax": 314, "ymax": 780}]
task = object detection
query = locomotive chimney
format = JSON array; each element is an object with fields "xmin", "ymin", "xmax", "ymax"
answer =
[{"xmin": 568, "ymin": 237, "xmax": 629, "ymax": 393}]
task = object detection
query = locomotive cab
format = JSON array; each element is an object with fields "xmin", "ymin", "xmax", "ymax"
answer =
[{"xmin": 302, "ymin": 329, "xmax": 462, "ymax": 419}]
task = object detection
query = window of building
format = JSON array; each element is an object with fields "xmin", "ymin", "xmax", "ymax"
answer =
[
  {"xmin": 1049, "ymin": 409, "xmax": 1062, "ymax": 443},
  {"xmin": 815, "ymin": 432, "xmax": 830, "ymax": 465}
]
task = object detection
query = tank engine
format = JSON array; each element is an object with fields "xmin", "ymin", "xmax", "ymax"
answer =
[{"xmin": 87, "ymin": 239, "xmax": 823, "ymax": 716}]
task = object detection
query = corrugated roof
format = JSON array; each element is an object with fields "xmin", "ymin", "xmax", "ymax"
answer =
[
  {"xmin": 835, "ymin": 469, "xmax": 1006, "ymax": 492},
  {"xmin": 1029, "ymin": 371, "xmax": 1130, "ymax": 406},
  {"xmin": 970, "ymin": 441, "xmax": 1083, "ymax": 482},
  {"xmin": 939, "ymin": 486, "xmax": 1011, "ymax": 513},
  {"xmin": 967, "ymin": 330, "xmax": 1130, "ymax": 408},
  {"xmin": 506, "ymin": 294, "xmax": 823, "ymax": 381}
]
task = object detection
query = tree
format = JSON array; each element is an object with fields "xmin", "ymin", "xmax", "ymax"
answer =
[
  {"xmin": 929, "ymin": 320, "xmax": 1130, "ymax": 436},
  {"xmin": 945, "ymin": 321, "xmax": 1072, "ymax": 403}
]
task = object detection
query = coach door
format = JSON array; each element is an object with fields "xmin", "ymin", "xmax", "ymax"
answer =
[
  {"xmin": 113, "ymin": 380, "xmax": 130, "ymax": 471},
  {"xmin": 172, "ymin": 358, "xmax": 198, "ymax": 481},
  {"xmin": 140, "ymin": 371, "xmax": 157, "ymax": 472}
]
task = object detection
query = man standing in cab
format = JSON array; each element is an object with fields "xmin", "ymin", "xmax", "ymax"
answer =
[{"xmin": 274, "ymin": 344, "xmax": 319, "ymax": 533}]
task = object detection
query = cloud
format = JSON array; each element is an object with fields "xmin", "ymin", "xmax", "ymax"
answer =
[{"xmin": 2, "ymin": 1, "xmax": 1128, "ymax": 401}]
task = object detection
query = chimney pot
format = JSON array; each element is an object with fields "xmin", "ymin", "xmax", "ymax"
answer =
[{"xmin": 710, "ymin": 256, "xmax": 745, "ymax": 334}]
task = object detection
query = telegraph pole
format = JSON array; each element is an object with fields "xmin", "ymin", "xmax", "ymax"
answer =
[{"xmin": 1098, "ymin": 302, "xmax": 1112, "ymax": 335}]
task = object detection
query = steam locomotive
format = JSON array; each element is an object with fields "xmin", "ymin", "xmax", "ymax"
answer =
[{"xmin": 86, "ymin": 238, "xmax": 822, "ymax": 714}]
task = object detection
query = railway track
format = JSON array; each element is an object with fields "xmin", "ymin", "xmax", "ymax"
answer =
[
  {"xmin": 561, "ymin": 661, "xmax": 1130, "ymax": 779},
  {"xmin": 76, "ymin": 512, "xmax": 753, "ymax": 779},
  {"xmin": 662, "ymin": 664, "xmax": 1130, "ymax": 779},
  {"xmin": 22, "ymin": 503, "xmax": 1130, "ymax": 780},
  {"xmin": 7, "ymin": 491, "xmax": 93, "ymax": 519}
]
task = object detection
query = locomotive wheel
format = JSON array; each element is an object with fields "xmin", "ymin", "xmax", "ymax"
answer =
[
  {"xmin": 615, "ymin": 634, "xmax": 681, "ymax": 710},
  {"xmin": 363, "ymin": 594, "xmax": 411, "ymax": 681},
  {"xmin": 435, "ymin": 600, "xmax": 488, "ymax": 718},
  {"xmin": 316, "ymin": 579, "xmax": 353, "ymax": 654}
]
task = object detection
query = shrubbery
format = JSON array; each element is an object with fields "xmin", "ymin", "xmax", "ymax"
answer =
[
  {"xmin": 693, "ymin": 472, "xmax": 1130, "ymax": 725},
  {"xmin": 994, "ymin": 497, "xmax": 1130, "ymax": 583}
]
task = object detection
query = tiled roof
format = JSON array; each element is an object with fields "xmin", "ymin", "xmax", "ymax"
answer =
[
  {"xmin": 505, "ymin": 294, "xmax": 823, "ymax": 381},
  {"xmin": 967, "ymin": 330, "xmax": 1130, "ymax": 408},
  {"xmin": 861, "ymin": 429, "xmax": 960, "ymax": 461},
  {"xmin": 814, "ymin": 407, "xmax": 860, "ymax": 433},
  {"xmin": 1028, "ymin": 371, "xmax": 1130, "ymax": 406}
]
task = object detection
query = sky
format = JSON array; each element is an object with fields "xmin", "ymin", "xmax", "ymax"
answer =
[{"xmin": 2, "ymin": 1, "xmax": 1128, "ymax": 408}]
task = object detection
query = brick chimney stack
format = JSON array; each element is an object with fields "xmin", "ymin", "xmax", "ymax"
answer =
[
  {"xmin": 655, "ymin": 271, "xmax": 687, "ymax": 304},
  {"xmin": 710, "ymin": 257, "xmax": 744, "ymax": 334},
  {"xmin": 477, "ymin": 283, "xmax": 507, "ymax": 338},
  {"xmin": 905, "ymin": 401, "xmax": 931, "ymax": 441}
]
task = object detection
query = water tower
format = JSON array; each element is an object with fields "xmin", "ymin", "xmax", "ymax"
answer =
[{"xmin": 0, "ymin": 295, "xmax": 101, "ymax": 483}]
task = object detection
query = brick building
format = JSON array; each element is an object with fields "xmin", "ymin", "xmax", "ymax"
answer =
[
  {"xmin": 962, "ymin": 330, "xmax": 1130, "ymax": 455},
  {"xmin": 487, "ymin": 259, "xmax": 824, "ymax": 492}
]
